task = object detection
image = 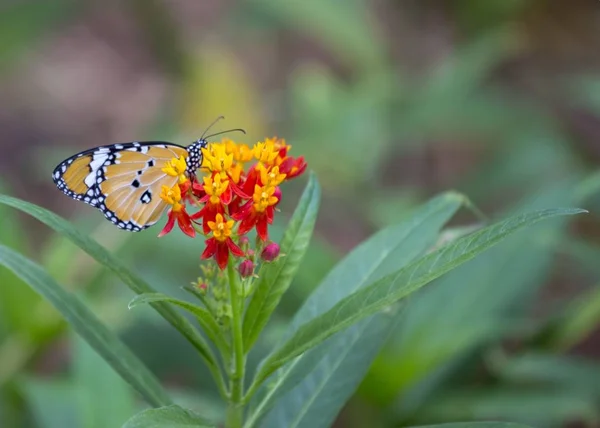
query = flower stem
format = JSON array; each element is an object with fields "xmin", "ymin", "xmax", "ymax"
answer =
[{"xmin": 226, "ymin": 261, "xmax": 246, "ymax": 428}]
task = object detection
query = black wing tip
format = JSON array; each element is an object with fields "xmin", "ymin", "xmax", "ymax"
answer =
[{"xmin": 52, "ymin": 164, "xmax": 63, "ymax": 184}]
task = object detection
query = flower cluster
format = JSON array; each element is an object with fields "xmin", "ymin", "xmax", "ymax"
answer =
[{"xmin": 158, "ymin": 137, "xmax": 306, "ymax": 270}]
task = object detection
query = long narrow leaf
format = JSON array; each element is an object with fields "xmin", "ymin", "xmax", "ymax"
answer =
[
  {"xmin": 0, "ymin": 245, "xmax": 171, "ymax": 407},
  {"xmin": 0, "ymin": 195, "xmax": 220, "ymax": 378},
  {"xmin": 251, "ymin": 207, "xmax": 585, "ymax": 387},
  {"xmin": 122, "ymin": 405, "xmax": 214, "ymax": 428},
  {"xmin": 254, "ymin": 192, "xmax": 464, "ymax": 428},
  {"xmin": 242, "ymin": 173, "xmax": 320, "ymax": 350},
  {"xmin": 128, "ymin": 293, "xmax": 229, "ymax": 356},
  {"xmin": 72, "ymin": 334, "xmax": 136, "ymax": 428},
  {"xmin": 411, "ymin": 423, "xmax": 534, "ymax": 428},
  {"xmin": 413, "ymin": 387, "xmax": 597, "ymax": 426}
]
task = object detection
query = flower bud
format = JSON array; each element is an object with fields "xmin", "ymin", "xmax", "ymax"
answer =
[
  {"xmin": 261, "ymin": 242, "xmax": 280, "ymax": 262},
  {"xmin": 238, "ymin": 259, "xmax": 255, "ymax": 278},
  {"xmin": 197, "ymin": 282, "xmax": 208, "ymax": 294},
  {"xmin": 238, "ymin": 235, "xmax": 250, "ymax": 252}
]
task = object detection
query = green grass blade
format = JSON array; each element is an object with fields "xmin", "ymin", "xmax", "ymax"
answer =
[
  {"xmin": 242, "ymin": 173, "xmax": 321, "ymax": 351},
  {"xmin": 251, "ymin": 207, "xmax": 586, "ymax": 387},
  {"xmin": 0, "ymin": 244, "xmax": 171, "ymax": 407},
  {"xmin": 0, "ymin": 195, "xmax": 220, "ymax": 379}
]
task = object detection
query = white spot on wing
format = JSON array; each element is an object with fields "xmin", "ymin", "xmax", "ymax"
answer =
[
  {"xmin": 89, "ymin": 154, "xmax": 108, "ymax": 171},
  {"xmin": 84, "ymin": 153, "xmax": 108, "ymax": 188}
]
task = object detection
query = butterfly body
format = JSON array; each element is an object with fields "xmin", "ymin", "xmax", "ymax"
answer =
[{"xmin": 53, "ymin": 139, "xmax": 207, "ymax": 232}]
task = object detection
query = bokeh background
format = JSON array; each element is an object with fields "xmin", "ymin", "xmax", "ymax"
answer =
[{"xmin": 2, "ymin": 1, "xmax": 600, "ymax": 427}]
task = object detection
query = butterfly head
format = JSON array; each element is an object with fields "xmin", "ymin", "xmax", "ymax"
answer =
[{"xmin": 186, "ymin": 139, "xmax": 208, "ymax": 174}]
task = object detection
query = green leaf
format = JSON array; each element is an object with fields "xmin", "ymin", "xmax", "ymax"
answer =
[
  {"xmin": 245, "ymin": 0, "xmax": 386, "ymax": 70},
  {"xmin": 122, "ymin": 405, "xmax": 215, "ymax": 428},
  {"xmin": 0, "ymin": 244, "xmax": 171, "ymax": 407},
  {"xmin": 243, "ymin": 173, "xmax": 321, "ymax": 350},
  {"xmin": 546, "ymin": 239, "xmax": 600, "ymax": 350},
  {"xmin": 72, "ymin": 334, "xmax": 136, "ymax": 428},
  {"xmin": 254, "ymin": 192, "xmax": 464, "ymax": 428},
  {"xmin": 19, "ymin": 378, "xmax": 80, "ymax": 428},
  {"xmin": 410, "ymin": 423, "xmax": 535, "ymax": 428},
  {"xmin": 0, "ymin": 183, "xmax": 53, "ymax": 340},
  {"xmin": 414, "ymin": 387, "xmax": 598, "ymax": 426},
  {"xmin": 129, "ymin": 293, "xmax": 229, "ymax": 356},
  {"xmin": 251, "ymin": 207, "xmax": 585, "ymax": 388},
  {"xmin": 0, "ymin": 195, "xmax": 219, "ymax": 378},
  {"xmin": 378, "ymin": 182, "xmax": 576, "ymax": 410},
  {"xmin": 575, "ymin": 169, "xmax": 600, "ymax": 203},
  {"xmin": 498, "ymin": 353, "xmax": 600, "ymax": 398}
]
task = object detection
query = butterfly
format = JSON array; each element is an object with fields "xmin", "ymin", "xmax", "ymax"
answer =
[{"xmin": 52, "ymin": 118, "xmax": 244, "ymax": 232}]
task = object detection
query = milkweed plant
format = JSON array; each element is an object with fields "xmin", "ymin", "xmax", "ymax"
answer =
[{"xmin": 0, "ymin": 135, "xmax": 587, "ymax": 428}]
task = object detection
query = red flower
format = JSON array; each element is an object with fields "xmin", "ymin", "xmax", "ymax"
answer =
[
  {"xmin": 158, "ymin": 207, "xmax": 195, "ymax": 238},
  {"xmin": 279, "ymin": 156, "xmax": 307, "ymax": 180},
  {"xmin": 241, "ymin": 164, "xmax": 260, "ymax": 197},
  {"xmin": 158, "ymin": 184, "xmax": 195, "ymax": 238},
  {"xmin": 192, "ymin": 201, "xmax": 225, "ymax": 234},
  {"xmin": 200, "ymin": 214, "xmax": 244, "ymax": 270},
  {"xmin": 234, "ymin": 185, "xmax": 279, "ymax": 241},
  {"xmin": 156, "ymin": 137, "xmax": 306, "ymax": 272},
  {"xmin": 191, "ymin": 174, "xmax": 230, "ymax": 233}
]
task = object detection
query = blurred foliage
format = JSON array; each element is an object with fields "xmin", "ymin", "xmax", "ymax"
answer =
[{"xmin": 1, "ymin": 0, "xmax": 600, "ymax": 427}]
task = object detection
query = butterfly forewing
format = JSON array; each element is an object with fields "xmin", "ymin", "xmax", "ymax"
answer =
[
  {"xmin": 53, "ymin": 142, "xmax": 190, "ymax": 232},
  {"xmin": 60, "ymin": 155, "xmax": 95, "ymax": 198}
]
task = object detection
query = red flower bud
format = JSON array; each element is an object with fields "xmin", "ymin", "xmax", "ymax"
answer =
[
  {"xmin": 238, "ymin": 259, "xmax": 255, "ymax": 277},
  {"xmin": 239, "ymin": 236, "xmax": 250, "ymax": 247},
  {"xmin": 261, "ymin": 242, "xmax": 280, "ymax": 262},
  {"xmin": 197, "ymin": 283, "xmax": 208, "ymax": 294}
]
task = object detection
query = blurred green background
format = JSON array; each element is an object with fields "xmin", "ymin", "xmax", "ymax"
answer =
[{"xmin": 1, "ymin": 1, "xmax": 600, "ymax": 427}]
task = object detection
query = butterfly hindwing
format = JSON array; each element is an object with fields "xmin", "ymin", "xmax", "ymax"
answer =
[{"xmin": 53, "ymin": 142, "xmax": 189, "ymax": 231}]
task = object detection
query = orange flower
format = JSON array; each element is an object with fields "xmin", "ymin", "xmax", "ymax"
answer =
[
  {"xmin": 202, "ymin": 174, "xmax": 231, "ymax": 205},
  {"xmin": 234, "ymin": 185, "xmax": 280, "ymax": 241},
  {"xmin": 201, "ymin": 214, "xmax": 244, "ymax": 269},
  {"xmin": 162, "ymin": 156, "xmax": 188, "ymax": 184},
  {"xmin": 279, "ymin": 155, "xmax": 307, "ymax": 180},
  {"xmin": 158, "ymin": 135, "xmax": 305, "ymax": 270},
  {"xmin": 258, "ymin": 164, "xmax": 286, "ymax": 187},
  {"xmin": 158, "ymin": 184, "xmax": 195, "ymax": 238},
  {"xmin": 253, "ymin": 139, "xmax": 278, "ymax": 165}
]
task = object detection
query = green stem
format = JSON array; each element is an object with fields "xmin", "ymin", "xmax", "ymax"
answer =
[{"xmin": 226, "ymin": 261, "xmax": 246, "ymax": 428}]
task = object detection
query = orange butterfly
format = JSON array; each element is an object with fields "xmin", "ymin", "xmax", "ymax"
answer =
[
  {"xmin": 52, "ymin": 118, "xmax": 244, "ymax": 231},
  {"xmin": 52, "ymin": 140, "xmax": 206, "ymax": 232}
]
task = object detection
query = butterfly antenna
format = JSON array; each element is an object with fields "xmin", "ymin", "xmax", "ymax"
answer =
[
  {"xmin": 204, "ymin": 128, "xmax": 247, "ymax": 140},
  {"xmin": 200, "ymin": 116, "xmax": 225, "ymax": 139}
]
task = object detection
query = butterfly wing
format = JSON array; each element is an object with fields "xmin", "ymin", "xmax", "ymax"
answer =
[{"xmin": 53, "ymin": 142, "xmax": 189, "ymax": 231}]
